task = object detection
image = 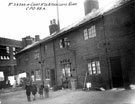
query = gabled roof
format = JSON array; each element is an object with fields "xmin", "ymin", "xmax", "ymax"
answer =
[{"xmin": 18, "ymin": 0, "xmax": 133, "ymax": 54}]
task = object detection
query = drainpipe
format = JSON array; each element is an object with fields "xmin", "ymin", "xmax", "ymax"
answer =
[
  {"xmin": 72, "ymin": 50, "xmax": 78, "ymax": 88},
  {"xmin": 53, "ymin": 40, "xmax": 57, "ymax": 85},
  {"xmin": 39, "ymin": 44, "xmax": 44, "ymax": 83},
  {"xmin": 102, "ymin": 15, "xmax": 113, "ymax": 89}
]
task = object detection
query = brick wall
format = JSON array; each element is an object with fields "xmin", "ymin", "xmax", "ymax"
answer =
[{"xmin": 16, "ymin": 1, "xmax": 135, "ymax": 89}]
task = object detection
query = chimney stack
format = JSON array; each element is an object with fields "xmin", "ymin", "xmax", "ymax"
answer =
[
  {"xmin": 22, "ymin": 36, "xmax": 34, "ymax": 47},
  {"xmin": 49, "ymin": 19, "xmax": 60, "ymax": 35},
  {"xmin": 84, "ymin": 0, "xmax": 99, "ymax": 15},
  {"xmin": 35, "ymin": 35, "xmax": 40, "ymax": 41}
]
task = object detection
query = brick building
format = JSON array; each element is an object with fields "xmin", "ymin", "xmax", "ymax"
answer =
[
  {"xmin": 0, "ymin": 37, "xmax": 22, "ymax": 88},
  {"xmin": 0, "ymin": 35, "xmax": 40, "ymax": 88},
  {"xmin": 16, "ymin": 0, "xmax": 135, "ymax": 89}
]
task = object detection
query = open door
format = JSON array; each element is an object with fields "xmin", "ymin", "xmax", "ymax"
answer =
[
  {"xmin": 50, "ymin": 69, "xmax": 55, "ymax": 86},
  {"xmin": 110, "ymin": 57, "xmax": 123, "ymax": 88}
]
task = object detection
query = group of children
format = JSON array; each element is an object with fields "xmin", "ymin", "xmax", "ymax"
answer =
[{"xmin": 25, "ymin": 82, "xmax": 49, "ymax": 102}]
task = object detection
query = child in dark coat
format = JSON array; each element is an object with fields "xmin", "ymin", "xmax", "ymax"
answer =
[
  {"xmin": 31, "ymin": 82, "xmax": 37, "ymax": 100},
  {"xmin": 38, "ymin": 84, "xmax": 44, "ymax": 98},
  {"xmin": 25, "ymin": 83, "xmax": 32, "ymax": 102}
]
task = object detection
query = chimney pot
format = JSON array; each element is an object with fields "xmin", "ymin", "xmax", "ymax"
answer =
[
  {"xmin": 50, "ymin": 20, "xmax": 52, "ymax": 25},
  {"xmin": 53, "ymin": 19, "xmax": 56, "ymax": 24}
]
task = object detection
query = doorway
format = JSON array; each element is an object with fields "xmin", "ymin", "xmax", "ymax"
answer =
[
  {"xmin": 110, "ymin": 57, "xmax": 123, "ymax": 88},
  {"xmin": 50, "ymin": 69, "xmax": 55, "ymax": 86}
]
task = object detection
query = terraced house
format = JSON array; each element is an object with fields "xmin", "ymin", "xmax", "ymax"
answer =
[{"xmin": 16, "ymin": 0, "xmax": 135, "ymax": 89}]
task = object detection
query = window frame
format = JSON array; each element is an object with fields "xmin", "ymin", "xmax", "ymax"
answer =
[
  {"xmin": 60, "ymin": 60, "xmax": 71, "ymax": 77},
  {"xmin": 35, "ymin": 69, "xmax": 41, "ymax": 81},
  {"xmin": 84, "ymin": 29, "xmax": 89, "ymax": 40},
  {"xmin": 44, "ymin": 45, "xmax": 47, "ymax": 55},
  {"xmin": 84, "ymin": 25, "xmax": 96, "ymax": 40},
  {"xmin": 59, "ymin": 39, "xmax": 63, "ymax": 48},
  {"xmin": 34, "ymin": 50, "xmax": 40, "ymax": 60},
  {"xmin": 45, "ymin": 68, "xmax": 50, "ymax": 79},
  {"xmin": 87, "ymin": 59, "xmax": 101, "ymax": 75}
]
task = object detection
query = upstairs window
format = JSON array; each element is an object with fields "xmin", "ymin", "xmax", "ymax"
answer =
[
  {"xmin": 84, "ymin": 29, "xmax": 88, "ymax": 40},
  {"xmin": 88, "ymin": 60, "xmax": 101, "ymax": 75},
  {"xmin": 84, "ymin": 25, "xmax": 96, "ymax": 40},
  {"xmin": 0, "ymin": 45, "xmax": 10, "ymax": 60},
  {"xmin": 13, "ymin": 47, "xmax": 20, "ymax": 60},
  {"xmin": 59, "ymin": 39, "xmax": 64, "ymax": 48},
  {"xmin": 13, "ymin": 47, "xmax": 16, "ymax": 57},
  {"xmin": 44, "ymin": 45, "xmax": 47, "ymax": 54},
  {"xmin": 6, "ymin": 47, "xmax": 9, "ymax": 54},
  {"xmin": 59, "ymin": 38, "xmax": 70, "ymax": 48},
  {"xmin": 88, "ymin": 25, "xmax": 96, "ymax": 38},
  {"xmin": 34, "ymin": 50, "xmax": 40, "ymax": 60}
]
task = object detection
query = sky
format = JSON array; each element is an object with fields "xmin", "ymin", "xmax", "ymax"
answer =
[{"xmin": 0, "ymin": 0, "xmax": 116, "ymax": 40}]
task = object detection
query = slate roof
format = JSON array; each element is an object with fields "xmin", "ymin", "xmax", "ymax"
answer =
[{"xmin": 18, "ymin": 0, "xmax": 133, "ymax": 54}]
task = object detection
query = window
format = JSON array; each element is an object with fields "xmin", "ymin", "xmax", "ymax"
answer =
[
  {"xmin": 0, "ymin": 56, "xmax": 3, "ymax": 60},
  {"xmin": 62, "ymin": 68, "xmax": 66, "ymax": 76},
  {"xmin": 84, "ymin": 29, "xmax": 88, "ymax": 40},
  {"xmin": 96, "ymin": 61, "xmax": 101, "ymax": 74},
  {"xmin": 45, "ymin": 68, "xmax": 50, "ymax": 79},
  {"xmin": 6, "ymin": 47, "xmax": 9, "ymax": 53},
  {"xmin": 13, "ymin": 47, "xmax": 16, "ymax": 57},
  {"xmin": 31, "ymin": 71, "xmax": 35, "ymax": 82},
  {"xmin": 13, "ymin": 47, "xmax": 20, "ymax": 60},
  {"xmin": 61, "ymin": 60, "xmax": 71, "ymax": 77},
  {"xmin": 13, "ymin": 47, "xmax": 15, "ymax": 51},
  {"xmin": 0, "ymin": 45, "xmax": 10, "ymax": 60},
  {"xmin": 34, "ymin": 50, "xmax": 40, "ymax": 60},
  {"xmin": 91, "ymin": 25, "xmax": 96, "ymax": 37},
  {"xmin": 44, "ymin": 45, "xmax": 47, "ymax": 54},
  {"xmin": 88, "ymin": 28, "xmax": 92, "ymax": 38},
  {"xmin": 13, "ymin": 56, "xmax": 16, "ymax": 60},
  {"xmin": 84, "ymin": 25, "xmax": 96, "ymax": 40},
  {"xmin": 0, "ymin": 55, "xmax": 10, "ymax": 60},
  {"xmin": 0, "ymin": 71, "xmax": 4, "ymax": 81},
  {"xmin": 88, "ymin": 63, "xmax": 92, "ymax": 75},
  {"xmin": 64, "ymin": 64, "xmax": 71, "ymax": 77},
  {"xmin": 88, "ymin": 60, "xmax": 101, "ymax": 75},
  {"xmin": 35, "ymin": 70, "xmax": 41, "ymax": 81},
  {"xmin": 59, "ymin": 39, "xmax": 64, "ymax": 48},
  {"xmin": 59, "ymin": 38, "xmax": 70, "ymax": 48}
]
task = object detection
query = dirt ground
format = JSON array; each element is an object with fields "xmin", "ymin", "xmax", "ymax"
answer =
[{"xmin": 1, "ymin": 88, "xmax": 135, "ymax": 104}]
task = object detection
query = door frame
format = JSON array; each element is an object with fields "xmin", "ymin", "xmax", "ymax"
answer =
[{"xmin": 109, "ymin": 56, "xmax": 124, "ymax": 88}]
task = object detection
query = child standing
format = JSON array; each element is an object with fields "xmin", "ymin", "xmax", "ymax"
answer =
[
  {"xmin": 31, "ymin": 82, "xmax": 37, "ymax": 100},
  {"xmin": 38, "ymin": 84, "xmax": 44, "ymax": 98},
  {"xmin": 44, "ymin": 83, "xmax": 49, "ymax": 98},
  {"xmin": 25, "ymin": 82, "xmax": 32, "ymax": 102}
]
